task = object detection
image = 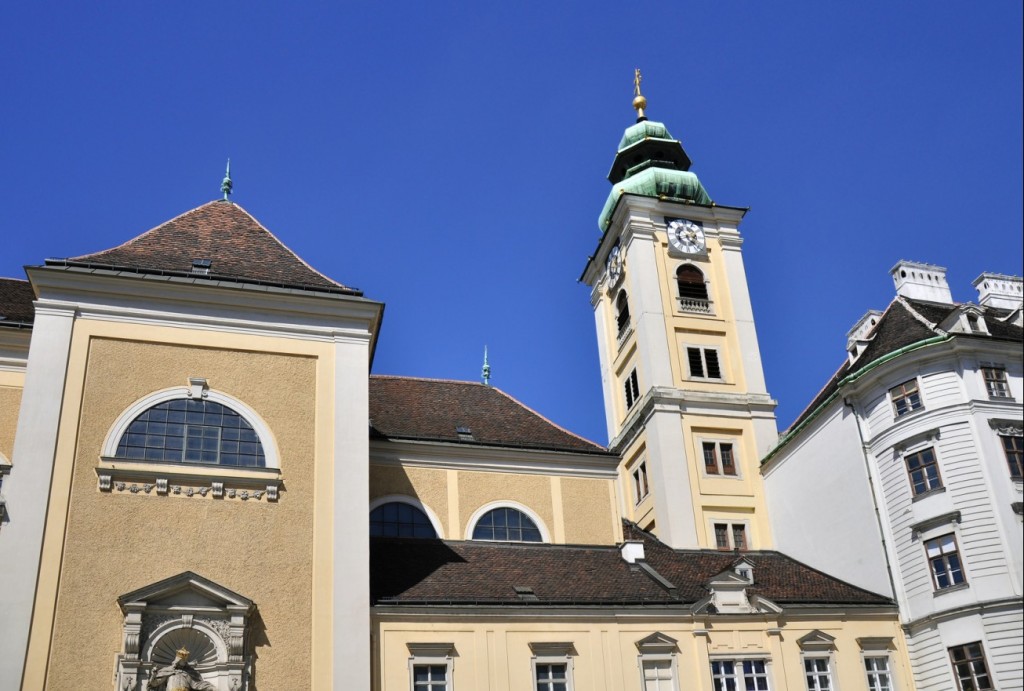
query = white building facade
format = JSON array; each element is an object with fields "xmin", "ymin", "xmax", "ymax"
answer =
[{"xmin": 763, "ymin": 261, "xmax": 1024, "ymax": 690}]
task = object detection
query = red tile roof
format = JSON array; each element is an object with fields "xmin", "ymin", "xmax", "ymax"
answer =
[
  {"xmin": 53, "ymin": 200, "xmax": 357, "ymax": 294},
  {"xmin": 0, "ymin": 278, "xmax": 35, "ymax": 326},
  {"xmin": 369, "ymin": 375, "xmax": 610, "ymax": 454},
  {"xmin": 370, "ymin": 521, "xmax": 893, "ymax": 607}
]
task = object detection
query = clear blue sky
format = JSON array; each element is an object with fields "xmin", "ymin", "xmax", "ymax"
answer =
[{"xmin": 2, "ymin": 2, "xmax": 1021, "ymax": 446}]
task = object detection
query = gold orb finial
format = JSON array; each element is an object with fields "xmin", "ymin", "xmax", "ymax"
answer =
[
  {"xmin": 633, "ymin": 68, "xmax": 647, "ymax": 120},
  {"xmin": 176, "ymin": 648, "xmax": 190, "ymax": 661}
]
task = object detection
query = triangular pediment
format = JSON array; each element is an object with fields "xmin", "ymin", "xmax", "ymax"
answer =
[
  {"xmin": 635, "ymin": 632, "xmax": 679, "ymax": 654},
  {"xmin": 118, "ymin": 571, "xmax": 253, "ymax": 612},
  {"xmin": 798, "ymin": 629, "xmax": 837, "ymax": 651}
]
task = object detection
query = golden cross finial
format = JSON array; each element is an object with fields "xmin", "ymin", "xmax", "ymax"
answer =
[{"xmin": 632, "ymin": 68, "xmax": 647, "ymax": 120}]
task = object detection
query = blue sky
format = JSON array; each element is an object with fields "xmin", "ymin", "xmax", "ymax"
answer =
[{"xmin": 2, "ymin": 2, "xmax": 1021, "ymax": 446}]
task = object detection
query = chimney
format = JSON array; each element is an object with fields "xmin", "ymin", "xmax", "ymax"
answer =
[
  {"xmin": 972, "ymin": 273, "xmax": 1023, "ymax": 309},
  {"xmin": 620, "ymin": 540, "xmax": 645, "ymax": 563},
  {"xmin": 890, "ymin": 261, "xmax": 952, "ymax": 303}
]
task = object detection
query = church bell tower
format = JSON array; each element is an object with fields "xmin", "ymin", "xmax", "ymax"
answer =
[{"xmin": 581, "ymin": 72, "xmax": 778, "ymax": 550}]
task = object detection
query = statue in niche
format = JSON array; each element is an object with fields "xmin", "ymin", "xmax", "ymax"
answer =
[{"xmin": 147, "ymin": 648, "xmax": 217, "ymax": 690}]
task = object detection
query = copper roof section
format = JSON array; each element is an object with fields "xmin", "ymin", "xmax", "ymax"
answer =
[
  {"xmin": 369, "ymin": 375, "xmax": 610, "ymax": 454},
  {"xmin": 0, "ymin": 278, "xmax": 35, "ymax": 326},
  {"xmin": 52, "ymin": 200, "xmax": 357, "ymax": 295}
]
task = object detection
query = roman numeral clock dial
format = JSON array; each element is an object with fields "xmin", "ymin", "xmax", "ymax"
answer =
[{"xmin": 667, "ymin": 218, "xmax": 706, "ymax": 254}]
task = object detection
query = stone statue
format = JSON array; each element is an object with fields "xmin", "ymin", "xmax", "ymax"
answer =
[{"xmin": 147, "ymin": 648, "xmax": 217, "ymax": 691}]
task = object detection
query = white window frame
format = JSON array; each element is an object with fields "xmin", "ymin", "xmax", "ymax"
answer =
[
  {"xmin": 697, "ymin": 436, "xmax": 742, "ymax": 478},
  {"xmin": 407, "ymin": 643, "xmax": 455, "ymax": 691},
  {"xmin": 632, "ymin": 460, "xmax": 650, "ymax": 504},
  {"xmin": 675, "ymin": 262, "xmax": 714, "ymax": 316},
  {"xmin": 708, "ymin": 656, "xmax": 771, "ymax": 691},
  {"xmin": 685, "ymin": 345, "xmax": 725, "ymax": 381},
  {"xmin": 530, "ymin": 642, "xmax": 575, "ymax": 691},
  {"xmin": 709, "ymin": 519, "xmax": 751, "ymax": 551},
  {"xmin": 858, "ymin": 636, "xmax": 897, "ymax": 691},
  {"xmin": 624, "ymin": 368, "xmax": 641, "ymax": 410},
  {"xmin": 464, "ymin": 500, "xmax": 551, "ymax": 542},
  {"xmin": 801, "ymin": 655, "xmax": 834, "ymax": 691},
  {"xmin": 369, "ymin": 494, "xmax": 446, "ymax": 539},
  {"xmin": 636, "ymin": 633, "xmax": 680, "ymax": 691}
]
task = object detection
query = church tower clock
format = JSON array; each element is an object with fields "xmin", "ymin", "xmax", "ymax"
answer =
[{"xmin": 581, "ymin": 72, "xmax": 778, "ymax": 550}]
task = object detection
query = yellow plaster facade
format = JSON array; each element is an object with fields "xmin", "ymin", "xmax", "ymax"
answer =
[
  {"xmin": 21, "ymin": 318, "xmax": 344, "ymax": 690},
  {"xmin": 0, "ymin": 379, "xmax": 23, "ymax": 461},
  {"xmin": 373, "ymin": 613, "xmax": 914, "ymax": 691}
]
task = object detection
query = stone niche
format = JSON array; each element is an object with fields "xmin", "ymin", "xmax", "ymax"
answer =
[{"xmin": 115, "ymin": 572, "xmax": 255, "ymax": 691}]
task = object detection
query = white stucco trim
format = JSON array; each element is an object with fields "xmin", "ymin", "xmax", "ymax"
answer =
[
  {"xmin": 464, "ymin": 500, "xmax": 552, "ymax": 542},
  {"xmin": 370, "ymin": 494, "xmax": 445, "ymax": 539},
  {"xmin": 100, "ymin": 386, "xmax": 281, "ymax": 469}
]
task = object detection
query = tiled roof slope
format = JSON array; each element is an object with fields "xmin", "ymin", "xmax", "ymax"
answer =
[
  {"xmin": 371, "ymin": 521, "xmax": 891, "ymax": 607},
  {"xmin": 0, "ymin": 278, "xmax": 35, "ymax": 326},
  {"xmin": 783, "ymin": 297, "xmax": 1023, "ymax": 435},
  {"xmin": 55, "ymin": 201, "xmax": 356, "ymax": 294},
  {"xmin": 369, "ymin": 375, "xmax": 611, "ymax": 454}
]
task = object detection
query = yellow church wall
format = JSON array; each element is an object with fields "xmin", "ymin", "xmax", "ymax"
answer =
[
  {"xmin": 456, "ymin": 469, "xmax": 554, "ymax": 540},
  {"xmin": 373, "ymin": 612, "xmax": 913, "ymax": 691},
  {"xmin": 0, "ymin": 379, "xmax": 24, "ymax": 461},
  {"xmin": 370, "ymin": 464, "xmax": 450, "ymax": 534},
  {"xmin": 23, "ymin": 319, "xmax": 341, "ymax": 690},
  {"xmin": 560, "ymin": 477, "xmax": 619, "ymax": 545}
]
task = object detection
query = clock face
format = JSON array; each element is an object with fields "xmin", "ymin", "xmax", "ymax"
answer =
[
  {"xmin": 607, "ymin": 245, "xmax": 623, "ymax": 283},
  {"xmin": 667, "ymin": 218, "xmax": 706, "ymax": 254}
]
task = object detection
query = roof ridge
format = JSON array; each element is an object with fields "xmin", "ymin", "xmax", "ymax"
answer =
[
  {"xmin": 0, "ymin": 277, "xmax": 30, "ymax": 283},
  {"xmin": 490, "ymin": 385, "xmax": 607, "ymax": 451},
  {"xmin": 895, "ymin": 296, "xmax": 945, "ymax": 334},
  {"xmin": 371, "ymin": 374, "xmax": 485, "ymax": 386},
  {"xmin": 67, "ymin": 200, "xmax": 224, "ymax": 261},
  {"xmin": 230, "ymin": 201, "xmax": 345, "ymax": 289}
]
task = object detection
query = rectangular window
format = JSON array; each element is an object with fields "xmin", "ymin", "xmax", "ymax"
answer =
[
  {"xmin": 949, "ymin": 642, "xmax": 994, "ymax": 691},
  {"xmin": 713, "ymin": 522, "xmax": 748, "ymax": 551},
  {"xmin": 804, "ymin": 657, "xmax": 832, "ymax": 691},
  {"xmin": 702, "ymin": 441, "xmax": 738, "ymax": 476},
  {"xmin": 1002, "ymin": 435, "xmax": 1023, "ymax": 480},
  {"xmin": 632, "ymin": 461, "xmax": 649, "ymax": 503},
  {"xmin": 982, "ymin": 366, "xmax": 1011, "ymax": 398},
  {"xmin": 687, "ymin": 347, "xmax": 723, "ymax": 380},
  {"xmin": 641, "ymin": 659, "xmax": 674, "ymax": 691},
  {"xmin": 624, "ymin": 369, "xmax": 640, "ymax": 410},
  {"xmin": 890, "ymin": 379, "xmax": 923, "ymax": 417},
  {"xmin": 535, "ymin": 663, "xmax": 568, "ymax": 691},
  {"xmin": 412, "ymin": 664, "xmax": 448, "ymax": 691},
  {"xmin": 864, "ymin": 656, "xmax": 893, "ymax": 691},
  {"xmin": 711, "ymin": 660, "xmax": 769, "ymax": 691},
  {"xmin": 905, "ymin": 447, "xmax": 943, "ymax": 496},
  {"xmin": 926, "ymin": 534, "xmax": 965, "ymax": 590}
]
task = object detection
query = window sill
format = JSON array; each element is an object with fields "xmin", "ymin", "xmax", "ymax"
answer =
[
  {"xmin": 892, "ymin": 406, "xmax": 927, "ymax": 424},
  {"xmin": 933, "ymin": 582, "xmax": 969, "ymax": 597},
  {"xmin": 987, "ymin": 394, "xmax": 1016, "ymax": 402},
  {"xmin": 96, "ymin": 458, "xmax": 281, "ymax": 502},
  {"xmin": 912, "ymin": 486, "xmax": 946, "ymax": 503}
]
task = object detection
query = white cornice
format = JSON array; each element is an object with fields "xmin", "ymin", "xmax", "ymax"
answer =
[
  {"xmin": 369, "ymin": 438, "xmax": 619, "ymax": 479},
  {"xmin": 26, "ymin": 265, "xmax": 383, "ymax": 344}
]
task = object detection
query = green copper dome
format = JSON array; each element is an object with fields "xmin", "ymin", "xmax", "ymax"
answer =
[
  {"xmin": 618, "ymin": 120, "xmax": 675, "ymax": 150},
  {"xmin": 598, "ymin": 167, "xmax": 711, "ymax": 231}
]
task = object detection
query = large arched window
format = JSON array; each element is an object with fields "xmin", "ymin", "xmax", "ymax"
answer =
[
  {"xmin": 370, "ymin": 501, "xmax": 439, "ymax": 538},
  {"xmin": 114, "ymin": 398, "xmax": 266, "ymax": 467},
  {"xmin": 676, "ymin": 265, "xmax": 710, "ymax": 312},
  {"xmin": 615, "ymin": 291, "xmax": 631, "ymax": 337},
  {"xmin": 471, "ymin": 507, "xmax": 544, "ymax": 542}
]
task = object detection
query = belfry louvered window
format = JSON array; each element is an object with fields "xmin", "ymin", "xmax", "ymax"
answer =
[
  {"xmin": 115, "ymin": 398, "xmax": 266, "ymax": 467},
  {"xmin": 676, "ymin": 265, "xmax": 710, "ymax": 313}
]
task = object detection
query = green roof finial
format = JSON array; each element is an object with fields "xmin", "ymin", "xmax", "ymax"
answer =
[
  {"xmin": 221, "ymin": 159, "xmax": 233, "ymax": 201},
  {"xmin": 482, "ymin": 346, "xmax": 491, "ymax": 386}
]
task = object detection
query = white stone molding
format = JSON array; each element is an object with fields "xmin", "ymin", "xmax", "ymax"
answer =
[
  {"xmin": 989, "ymin": 418, "xmax": 1024, "ymax": 437},
  {"xmin": 116, "ymin": 572, "xmax": 255, "ymax": 691},
  {"xmin": 464, "ymin": 500, "xmax": 552, "ymax": 542},
  {"xmin": 101, "ymin": 385, "xmax": 281, "ymax": 470},
  {"xmin": 369, "ymin": 494, "xmax": 445, "ymax": 539}
]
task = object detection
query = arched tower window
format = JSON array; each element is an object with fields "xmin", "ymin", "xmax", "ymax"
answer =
[
  {"xmin": 676, "ymin": 265, "xmax": 710, "ymax": 312},
  {"xmin": 471, "ymin": 507, "xmax": 543, "ymax": 542},
  {"xmin": 114, "ymin": 398, "xmax": 266, "ymax": 467},
  {"xmin": 615, "ymin": 291, "xmax": 631, "ymax": 337},
  {"xmin": 370, "ymin": 501, "xmax": 438, "ymax": 538}
]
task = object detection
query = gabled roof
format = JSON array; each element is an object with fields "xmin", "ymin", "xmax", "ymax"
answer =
[
  {"xmin": 781, "ymin": 297, "xmax": 1024, "ymax": 437},
  {"xmin": 370, "ymin": 521, "xmax": 893, "ymax": 608},
  {"xmin": 0, "ymin": 278, "xmax": 35, "ymax": 326},
  {"xmin": 369, "ymin": 375, "xmax": 611, "ymax": 455},
  {"xmin": 48, "ymin": 200, "xmax": 358, "ymax": 295}
]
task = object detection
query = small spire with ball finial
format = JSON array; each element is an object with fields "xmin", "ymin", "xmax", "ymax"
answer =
[
  {"xmin": 221, "ymin": 159, "xmax": 233, "ymax": 201},
  {"xmin": 482, "ymin": 346, "xmax": 491, "ymax": 386},
  {"xmin": 633, "ymin": 68, "xmax": 647, "ymax": 122}
]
